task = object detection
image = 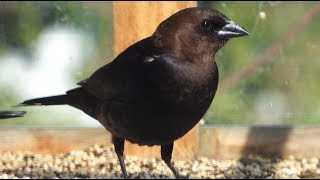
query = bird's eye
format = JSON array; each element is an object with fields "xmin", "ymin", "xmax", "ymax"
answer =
[{"xmin": 200, "ymin": 20, "xmax": 212, "ymax": 31}]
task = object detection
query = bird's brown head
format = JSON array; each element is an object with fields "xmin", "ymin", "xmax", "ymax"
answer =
[{"xmin": 153, "ymin": 7, "xmax": 249, "ymax": 59}]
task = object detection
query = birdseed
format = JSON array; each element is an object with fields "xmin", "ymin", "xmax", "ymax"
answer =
[{"xmin": 0, "ymin": 144, "xmax": 319, "ymax": 179}]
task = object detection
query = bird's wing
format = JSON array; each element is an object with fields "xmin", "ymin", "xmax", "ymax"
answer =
[
  {"xmin": 76, "ymin": 62, "xmax": 121, "ymax": 100},
  {"xmin": 77, "ymin": 78, "xmax": 87, "ymax": 86},
  {"xmin": 77, "ymin": 37, "xmax": 175, "ymax": 101},
  {"xmin": 77, "ymin": 53, "xmax": 175, "ymax": 102}
]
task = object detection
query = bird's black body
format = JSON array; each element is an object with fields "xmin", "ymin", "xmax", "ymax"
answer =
[
  {"xmin": 20, "ymin": 7, "xmax": 249, "ymax": 178},
  {"xmin": 81, "ymin": 37, "xmax": 219, "ymax": 146}
]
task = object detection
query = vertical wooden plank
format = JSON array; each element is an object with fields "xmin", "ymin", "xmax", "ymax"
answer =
[{"xmin": 113, "ymin": 1, "xmax": 197, "ymax": 160}]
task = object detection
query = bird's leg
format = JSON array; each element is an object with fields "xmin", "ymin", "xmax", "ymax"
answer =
[
  {"xmin": 161, "ymin": 142, "xmax": 182, "ymax": 179},
  {"xmin": 112, "ymin": 136, "xmax": 128, "ymax": 178}
]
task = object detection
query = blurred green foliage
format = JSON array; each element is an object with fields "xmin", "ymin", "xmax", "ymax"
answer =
[
  {"xmin": 205, "ymin": 1, "xmax": 320, "ymax": 125},
  {"xmin": 0, "ymin": 1, "xmax": 113, "ymax": 126},
  {"xmin": 0, "ymin": 2, "xmax": 319, "ymax": 126}
]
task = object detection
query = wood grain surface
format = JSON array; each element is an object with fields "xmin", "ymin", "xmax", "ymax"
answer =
[{"xmin": 113, "ymin": 1, "xmax": 198, "ymax": 160}]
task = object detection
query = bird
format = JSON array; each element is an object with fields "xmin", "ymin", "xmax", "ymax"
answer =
[
  {"xmin": 0, "ymin": 111, "xmax": 26, "ymax": 119},
  {"xmin": 19, "ymin": 7, "xmax": 249, "ymax": 178}
]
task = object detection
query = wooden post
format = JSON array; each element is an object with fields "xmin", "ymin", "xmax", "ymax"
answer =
[{"xmin": 113, "ymin": 1, "xmax": 197, "ymax": 160}]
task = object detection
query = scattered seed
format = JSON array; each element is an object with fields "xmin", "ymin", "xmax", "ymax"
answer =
[{"xmin": 0, "ymin": 145, "xmax": 320, "ymax": 179}]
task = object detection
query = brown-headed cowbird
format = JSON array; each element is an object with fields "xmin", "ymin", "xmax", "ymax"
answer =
[
  {"xmin": 0, "ymin": 111, "xmax": 26, "ymax": 119},
  {"xmin": 20, "ymin": 7, "xmax": 249, "ymax": 178}
]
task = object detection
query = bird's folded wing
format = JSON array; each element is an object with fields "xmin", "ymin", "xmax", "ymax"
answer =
[
  {"xmin": 77, "ymin": 52, "xmax": 176, "ymax": 102},
  {"xmin": 77, "ymin": 59, "xmax": 136, "ymax": 101}
]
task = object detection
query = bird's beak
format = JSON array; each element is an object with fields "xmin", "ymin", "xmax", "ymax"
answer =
[{"xmin": 217, "ymin": 20, "xmax": 249, "ymax": 39}]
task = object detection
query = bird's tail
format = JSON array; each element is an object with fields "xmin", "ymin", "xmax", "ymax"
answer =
[
  {"xmin": 0, "ymin": 111, "xmax": 26, "ymax": 119},
  {"xmin": 18, "ymin": 87, "xmax": 99, "ymax": 119},
  {"xmin": 19, "ymin": 95, "xmax": 70, "ymax": 106}
]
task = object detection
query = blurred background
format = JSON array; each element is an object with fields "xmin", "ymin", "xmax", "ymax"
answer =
[{"xmin": 0, "ymin": 1, "xmax": 319, "ymax": 127}]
